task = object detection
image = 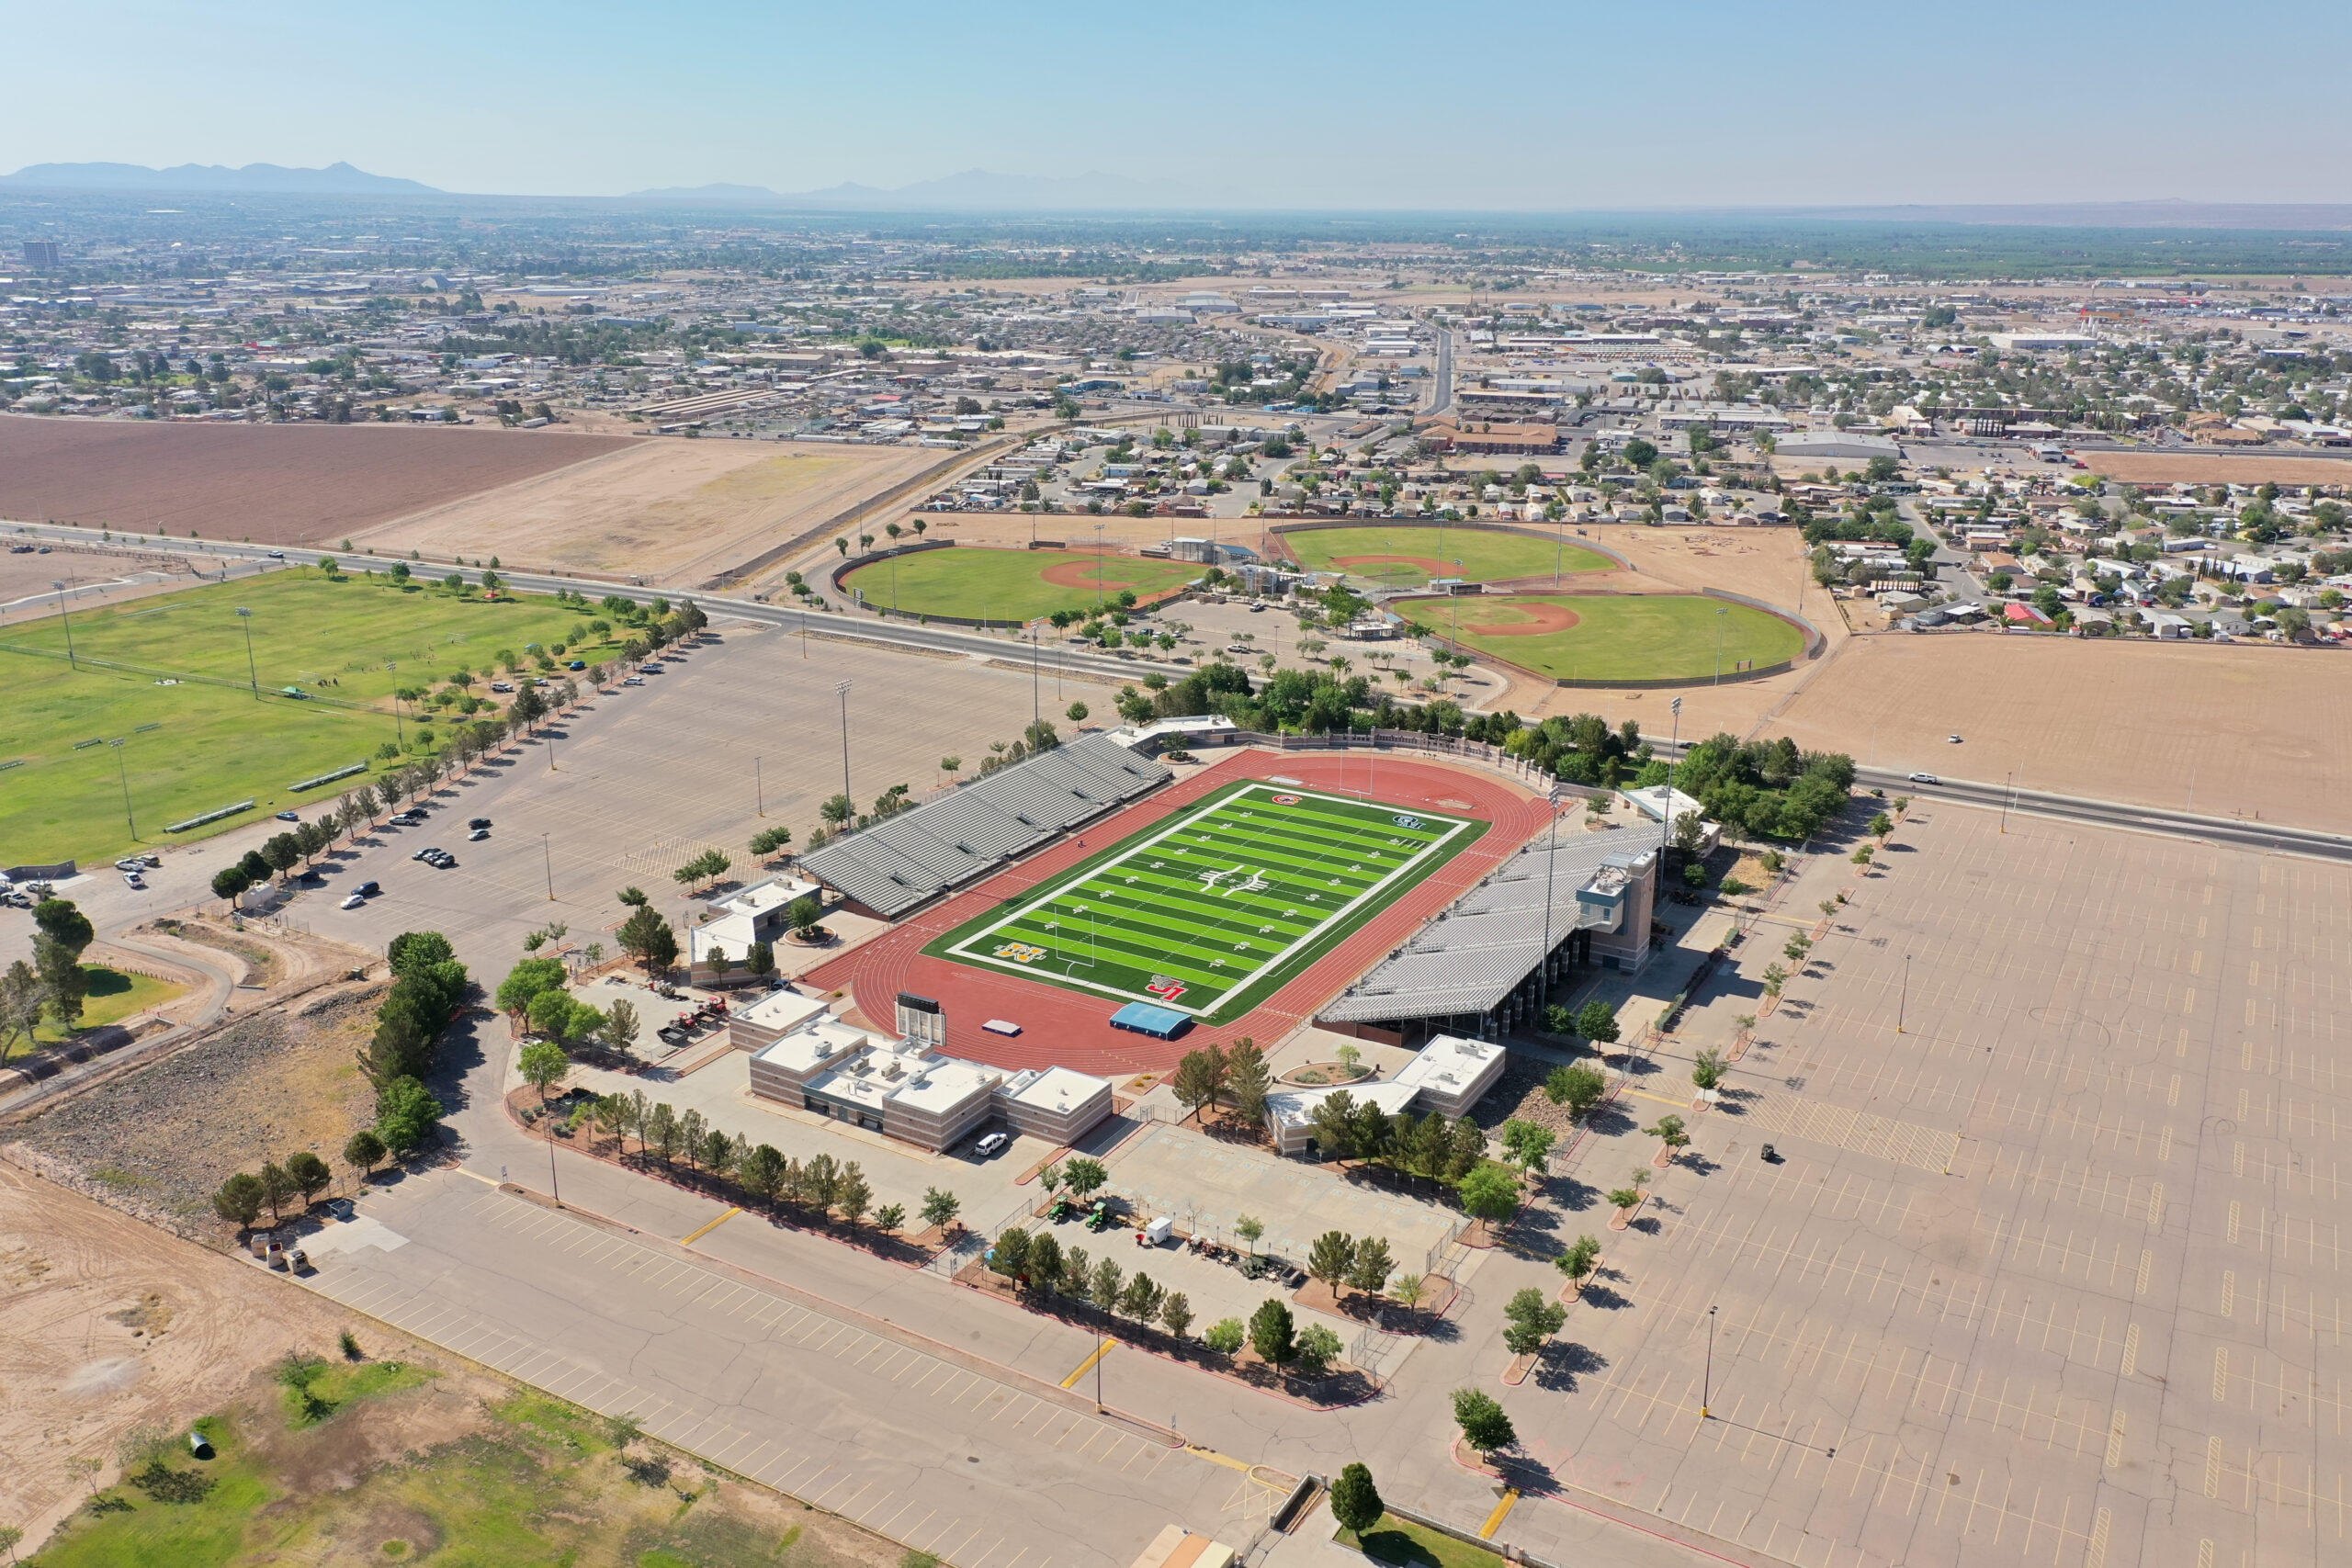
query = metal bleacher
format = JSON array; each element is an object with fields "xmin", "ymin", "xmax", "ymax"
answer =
[{"xmin": 797, "ymin": 732, "xmax": 1170, "ymax": 918}]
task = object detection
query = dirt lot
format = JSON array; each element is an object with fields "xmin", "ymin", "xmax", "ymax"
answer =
[
  {"xmin": 1768, "ymin": 630, "xmax": 2349, "ymax": 830},
  {"xmin": 5, "ymin": 983, "xmax": 383, "ymax": 1231},
  {"xmin": 0, "ymin": 417, "xmax": 631, "ymax": 547},
  {"xmin": 0, "ymin": 1167, "xmax": 909, "ymax": 1567},
  {"xmin": 0, "ymin": 541, "xmax": 223, "ymax": 619},
  {"xmin": 0, "ymin": 1159, "xmax": 362, "ymax": 1552},
  {"xmin": 2080, "ymin": 450, "xmax": 2352, "ymax": 488},
  {"xmin": 355, "ymin": 436, "xmax": 946, "ymax": 586}
]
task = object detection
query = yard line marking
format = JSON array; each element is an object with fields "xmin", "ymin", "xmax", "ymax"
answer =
[{"xmin": 681, "ymin": 1206, "xmax": 740, "ymax": 1246}]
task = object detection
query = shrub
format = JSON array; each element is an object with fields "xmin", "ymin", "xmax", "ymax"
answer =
[{"xmin": 1204, "ymin": 1317, "xmax": 1246, "ymax": 1355}]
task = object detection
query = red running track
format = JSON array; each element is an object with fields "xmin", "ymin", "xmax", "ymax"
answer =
[{"xmin": 801, "ymin": 749, "xmax": 1550, "ymax": 1076}]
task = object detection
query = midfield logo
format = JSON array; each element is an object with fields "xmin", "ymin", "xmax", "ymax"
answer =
[
  {"xmin": 992, "ymin": 942, "xmax": 1047, "ymax": 964},
  {"xmin": 1144, "ymin": 976, "xmax": 1188, "ymax": 1001}
]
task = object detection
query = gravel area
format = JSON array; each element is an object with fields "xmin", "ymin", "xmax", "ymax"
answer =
[
  {"xmin": 6, "ymin": 986, "xmax": 381, "ymax": 1225},
  {"xmin": 1468, "ymin": 1054, "xmax": 1581, "ymax": 1136}
]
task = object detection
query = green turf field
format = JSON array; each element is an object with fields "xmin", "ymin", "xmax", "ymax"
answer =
[
  {"xmin": 1281, "ymin": 524, "xmax": 1614, "ymax": 589},
  {"xmin": 931, "ymin": 781, "xmax": 1481, "ymax": 1023},
  {"xmin": 1440, "ymin": 593, "xmax": 1806, "ymax": 682},
  {"xmin": 837, "ymin": 547, "xmax": 1201, "ymax": 622},
  {"xmin": 0, "ymin": 569, "xmax": 619, "ymax": 864}
]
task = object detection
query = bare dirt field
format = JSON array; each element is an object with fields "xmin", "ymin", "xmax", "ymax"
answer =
[
  {"xmin": 0, "ymin": 1159, "xmax": 362, "ymax": 1551},
  {"xmin": 2074, "ymin": 450, "xmax": 2352, "ymax": 488},
  {"xmin": 1768, "ymin": 631, "xmax": 2349, "ymax": 830},
  {"xmin": 6, "ymin": 982, "xmax": 383, "ymax": 1231},
  {"xmin": 0, "ymin": 417, "xmax": 632, "ymax": 547},
  {"xmin": 355, "ymin": 436, "xmax": 947, "ymax": 586},
  {"xmin": 0, "ymin": 541, "xmax": 225, "ymax": 620}
]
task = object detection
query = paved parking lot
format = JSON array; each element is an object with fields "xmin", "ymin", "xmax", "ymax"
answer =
[
  {"xmin": 1498, "ymin": 801, "xmax": 2352, "ymax": 1568},
  {"xmin": 67, "ymin": 619, "xmax": 1055, "ymax": 980},
  {"xmin": 300, "ymin": 1168, "xmax": 1261, "ymax": 1568}
]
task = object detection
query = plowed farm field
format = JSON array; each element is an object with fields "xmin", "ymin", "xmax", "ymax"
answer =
[{"xmin": 0, "ymin": 416, "xmax": 631, "ymax": 546}]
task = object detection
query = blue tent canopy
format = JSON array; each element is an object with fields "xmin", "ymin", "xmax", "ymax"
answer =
[{"xmin": 1108, "ymin": 1002, "xmax": 1191, "ymax": 1040}]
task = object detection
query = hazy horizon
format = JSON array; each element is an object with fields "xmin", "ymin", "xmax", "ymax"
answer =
[{"xmin": 8, "ymin": 0, "xmax": 2351, "ymax": 209}]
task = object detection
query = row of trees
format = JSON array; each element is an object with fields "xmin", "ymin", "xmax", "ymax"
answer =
[
  {"xmin": 986, "ymin": 1228, "xmax": 1351, "ymax": 1375},
  {"xmin": 0, "ymin": 897, "xmax": 95, "ymax": 1060},
  {"xmin": 554, "ymin": 1086, "xmax": 963, "ymax": 1237}
]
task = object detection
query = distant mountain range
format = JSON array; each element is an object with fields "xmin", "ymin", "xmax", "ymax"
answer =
[
  {"xmin": 0, "ymin": 161, "xmax": 440, "ymax": 195},
  {"xmin": 626, "ymin": 168, "xmax": 1208, "ymax": 211},
  {"xmin": 6, "ymin": 163, "xmax": 2351, "ymax": 227}
]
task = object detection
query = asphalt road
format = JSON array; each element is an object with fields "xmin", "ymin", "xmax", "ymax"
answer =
[{"xmin": 1427, "ymin": 327, "xmax": 1453, "ymax": 417}]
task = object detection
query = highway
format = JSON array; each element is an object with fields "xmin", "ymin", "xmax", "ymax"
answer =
[{"xmin": 16, "ymin": 518, "xmax": 2347, "ymax": 860}]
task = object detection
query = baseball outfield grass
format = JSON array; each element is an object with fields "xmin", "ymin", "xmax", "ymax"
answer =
[
  {"xmin": 838, "ymin": 547, "xmax": 1202, "ymax": 623},
  {"xmin": 1438, "ymin": 593, "xmax": 1806, "ymax": 682},
  {"xmin": 1281, "ymin": 524, "xmax": 1615, "ymax": 588},
  {"xmin": 0, "ymin": 568, "xmax": 620, "ymax": 865}
]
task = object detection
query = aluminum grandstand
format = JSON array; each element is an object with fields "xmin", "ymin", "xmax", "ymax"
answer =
[{"xmin": 797, "ymin": 732, "xmax": 1172, "ymax": 919}]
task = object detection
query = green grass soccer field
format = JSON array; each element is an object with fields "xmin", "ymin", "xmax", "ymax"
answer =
[
  {"xmin": 931, "ymin": 781, "xmax": 1481, "ymax": 1023},
  {"xmin": 1281, "ymin": 524, "xmax": 1614, "ymax": 590},
  {"xmin": 838, "ymin": 547, "xmax": 1202, "ymax": 623},
  {"xmin": 0, "ymin": 568, "xmax": 621, "ymax": 864},
  {"xmin": 1439, "ymin": 592, "xmax": 1806, "ymax": 682}
]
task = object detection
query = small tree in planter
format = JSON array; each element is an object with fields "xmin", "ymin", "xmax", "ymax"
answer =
[
  {"xmin": 1644, "ymin": 1113, "xmax": 1690, "ymax": 1168},
  {"xmin": 1544, "ymin": 1062, "xmax": 1609, "ymax": 1121},
  {"xmin": 1607, "ymin": 1171, "xmax": 1650, "ymax": 1228},
  {"xmin": 1853, "ymin": 845, "xmax": 1874, "ymax": 867},
  {"xmin": 1761, "ymin": 962, "xmax": 1788, "ymax": 1000},
  {"xmin": 787, "ymin": 897, "xmax": 825, "ymax": 942},
  {"xmin": 1690, "ymin": 1048, "xmax": 1724, "ymax": 1094},
  {"xmin": 1235, "ymin": 1213, "xmax": 1265, "ymax": 1258},
  {"xmin": 1555, "ymin": 1235, "xmax": 1601, "ymax": 1297},
  {"xmin": 1204, "ymin": 1317, "xmax": 1246, "ymax": 1354},
  {"xmin": 1451, "ymin": 1387, "xmax": 1516, "ymax": 1459},
  {"xmin": 1501, "ymin": 1286, "xmax": 1566, "ymax": 1356}
]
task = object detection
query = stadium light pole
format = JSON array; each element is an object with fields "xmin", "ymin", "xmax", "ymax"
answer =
[
  {"xmin": 755, "ymin": 755, "xmax": 763, "ymax": 818},
  {"xmin": 541, "ymin": 833, "xmax": 554, "ymax": 902},
  {"xmin": 51, "ymin": 581, "xmax": 78, "ymax": 670},
  {"xmin": 1713, "ymin": 606, "xmax": 1726, "ymax": 685},
  {"xmin": 1702, "ymin": 1303, "xmax": 1716, "ymax": 1417},
  {"xmin": 836, "ymin": 681, "xmax": 854, "ymax": 814},
  {"xmin": 236, "ymin": 605, "xmax": 258, "ymax": 698},
  {"xmin": 1896, "ymin": 953, "xmax": 1911, "ymax": 1034},
  {"xmin": 1538, "ymin": 784, "xmax": 1561, "ymax": 1018},
  {"xmin": 1660, "ymin": 695, "xmax": 1683, "ymax": 879},
  {"xmin": 109, "ymin": 738, "xmax": 137, "ymax": 841}
]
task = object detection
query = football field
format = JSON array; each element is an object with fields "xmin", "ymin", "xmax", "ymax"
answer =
[{"xmin": 932, "ymin": 782, "xmax": 1480, "ymax": 1023}]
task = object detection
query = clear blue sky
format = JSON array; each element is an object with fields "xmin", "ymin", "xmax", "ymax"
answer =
[{"xmin": 10, "ymin": 0, "xmax": 2348, "ymax": 207}]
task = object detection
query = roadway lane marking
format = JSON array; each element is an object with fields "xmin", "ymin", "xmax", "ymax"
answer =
[{"xmin": 1060, "ymin": 1337, "xmax": 1115, "ymax": 1388}]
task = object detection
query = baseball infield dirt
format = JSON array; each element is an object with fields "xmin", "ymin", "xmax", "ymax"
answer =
[{"xmin": 0, "ymin": 417, "xmax": 632, "ymax": 547}]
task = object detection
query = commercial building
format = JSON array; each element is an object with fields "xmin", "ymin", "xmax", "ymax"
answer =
[{"xmin": 1773, "ymin": 431, "xmax": 1903, "ymax": 463}]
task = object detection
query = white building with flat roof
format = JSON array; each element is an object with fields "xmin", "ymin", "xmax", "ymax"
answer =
[{"xmin": 743, "ymin": 1012, "xmax": 1114, "ymax": 1152}]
